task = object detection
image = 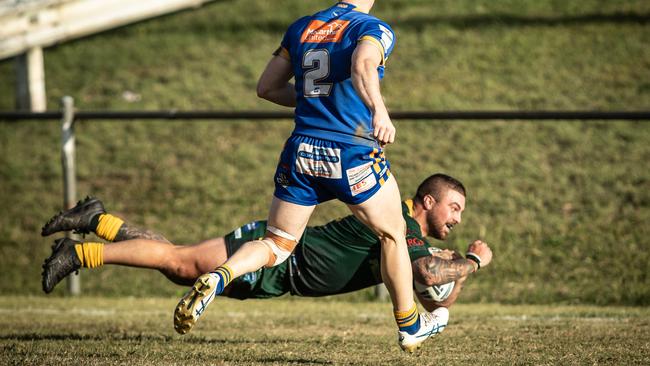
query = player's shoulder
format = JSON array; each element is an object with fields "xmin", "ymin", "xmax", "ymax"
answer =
[
  {"xmin": 287, "ymin": 15, "xmax": 313, "ymax": 32},
  {"xmin": 346, "ymin": 11, "xmax": 392, "ymax": 30}
]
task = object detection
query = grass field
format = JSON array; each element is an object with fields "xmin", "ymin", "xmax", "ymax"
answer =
[
  {"xmin": 0, "ymin": 0, "xmax": 649, "ymax": 305},
  {"xmin": 1, "ymin": 296, "xmax": 648, "ymax": 365}
]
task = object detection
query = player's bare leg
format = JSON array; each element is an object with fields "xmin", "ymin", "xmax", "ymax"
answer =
[
  {"xmin": 174, "ymin": 197, "xmax": 315, "ymax": 334},
  {"xmin": 349, "ymin": 177, "xmax": 447, "ymax": 352},
  {"xmin": 103, "ymin": 237, "xmax": 227, "ymax": 285},
  {"xmin": 41, "ymin": 198, "xmax": 227, "ymax": 290},
  {"xmin": 42, "ymin": 235, "xmax": 227, "ymax": 292}
]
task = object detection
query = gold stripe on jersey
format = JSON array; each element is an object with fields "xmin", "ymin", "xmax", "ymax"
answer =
[
  {"xmin": 358, "ymin": 35, "xmax": 385, "ymax": 65},
  {"xmin": 405, "ymin": 199, "xmax": 414, "ymax": 217},
  {"xmin": 274, "ymin": 46, "xmax": 290, "ymax": 61}
]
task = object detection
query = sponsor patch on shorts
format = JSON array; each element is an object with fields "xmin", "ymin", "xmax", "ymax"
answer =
[
  {"xmin": 295, "ymin": 143, "xmax": 342, "ymax": 179},
  {"xmin": 275, "ymin": 172, "xmax": 290, "ymax": 188},
  {"xmin": 346, "ymin": 163, "xmax": 377, "ymax": 196},
  {"xmin": 235, "ymin": 221, "xmax": 259, "ymax": 239},
  {"xmin": 346, "ymin": 162, "xmax": 373, "ymax": 185}
]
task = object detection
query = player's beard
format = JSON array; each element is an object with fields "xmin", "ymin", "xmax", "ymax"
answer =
[{"xmin": 428, "ymin": 214, "xmax": 448, "ymax": 240}]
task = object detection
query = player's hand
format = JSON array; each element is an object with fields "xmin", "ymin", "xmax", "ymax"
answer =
[
  {"xmin": 466, "ymin": 240, "xmax": 493, "ymax": 268},
  {"xmin": 372, "ymin": 109, "xmax": 395, "ymax": 146}
]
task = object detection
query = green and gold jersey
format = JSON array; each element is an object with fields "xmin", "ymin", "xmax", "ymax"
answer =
[
  {"xmin": 291, "ymin": 200, "xmax": 434, "ymax": 296},
  {"xmin": 224, "ymin": 200, "xmax": 436, "ymax": 299}
]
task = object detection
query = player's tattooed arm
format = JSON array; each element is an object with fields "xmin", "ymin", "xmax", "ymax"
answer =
[
  {"xmin": 114, "ymin": 224, "xmax": 171, "ymax": 243},
  {"xmin": 412, "ymin": 255, "xmax": 476, "ymax": 286}
]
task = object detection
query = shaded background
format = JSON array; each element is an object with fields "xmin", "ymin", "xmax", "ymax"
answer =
[{"xmin": 0, "ymin": 0, "xmax": 648, "ymax": 304}]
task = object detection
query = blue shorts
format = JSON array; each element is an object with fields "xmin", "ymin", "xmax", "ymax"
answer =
[{"xmin": 273, "ymin": 134, "xmax": 392, "ymax": 206}]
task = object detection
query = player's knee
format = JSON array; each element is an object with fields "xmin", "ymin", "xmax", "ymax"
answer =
[
  {"xmin": 261, "ymin": 226, "xmax": 298, "ymax": 268},
  {"xmin": 161, "ymin": 249, "xmax": 199, "ymax": 283}
]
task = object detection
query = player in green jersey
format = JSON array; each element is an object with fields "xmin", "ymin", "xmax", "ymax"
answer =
[{"xmin": 42, "ymin": 173, "xmax": 492, "ymax": 313}]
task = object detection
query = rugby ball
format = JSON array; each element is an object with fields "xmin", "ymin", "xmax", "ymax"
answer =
[{"xmin": 414, "ymin": 279, "xmax": 455, "ymax": 302}]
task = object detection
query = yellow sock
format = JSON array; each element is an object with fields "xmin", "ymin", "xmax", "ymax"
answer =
[
  {"xmin": 74, "ymin": 243, "xmax": 104, "ymax": 268},
  {"xmin": 213, "ymin": 265, "xmax": 234, "ymax": 294},
  {"xmin": 395, "ymin": 302, "xmax": 420, "ymax": 334},
  {"xmin": 95, "ymin": 214, "xmax": 124, "ymax": 241}
]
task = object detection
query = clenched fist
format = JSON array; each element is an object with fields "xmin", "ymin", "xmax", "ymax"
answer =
[{"xmin": 466, "ymin": 240, "xmax": 493, "ymax": 269}]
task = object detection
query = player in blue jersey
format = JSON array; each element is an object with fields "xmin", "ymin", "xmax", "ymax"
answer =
[{"xmin": 174, "ymin": 1, "xmax": 435, "ymax": 352}]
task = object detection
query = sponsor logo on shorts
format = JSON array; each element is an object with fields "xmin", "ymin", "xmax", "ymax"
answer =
[
  {"xmin": 427, "ymin": 247, "xmax": 442, "ymax": 254},
  {"xmin": 245, "ymin": 221, "xmax": 258, "ymax": 232},
  {"xmin": 300, "ymin": 19, "xmax": 350, "ymax": 43},
  {"xmin": 346, "ymin": 163, "xmax": 377, "ymax": 196},
  {"xmin": 275, "ymin": 172, "xmax": 290, "ymax": 187},
  {"xmin": 298, "ymin": 150, "xmax": 340, "ymax": 163},
  {"xmin": 235, "ymin": 221, "xmax": 259, "ymax": 239},
  {"xmin": 350, "ymin": 173, "xmax": 377, "ymax": 196},
  {"xmin": 295, "ymin": 143, "xmax": 342, "ymax": 179},
  {"xmin": 346, "ymin": 162, "xmax": 373, "ymax": 185},
  {"xmin": 241, "ymin": 271, "xmax": 258, "ymax": 284}
]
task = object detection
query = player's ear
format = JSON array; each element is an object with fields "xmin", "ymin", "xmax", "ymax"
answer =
[{"xmin": 423, "ymin": 194, "xmax": 436, "ymax": 210}]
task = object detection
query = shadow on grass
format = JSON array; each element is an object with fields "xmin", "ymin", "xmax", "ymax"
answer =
[
  {"xmin": 0, "ymin": 332, "xmax": 174, "ymax": 342},
  {"xmin": 0, "ymin": 333, "xmax": 335, "ymax": 364},
  {"xmin": 0, "ymin": 332, "xmax": 335, "ymax": 346}
]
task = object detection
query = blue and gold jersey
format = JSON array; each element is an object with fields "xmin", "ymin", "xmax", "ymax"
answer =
[{"xmin": 277, "ymin": 2, "xmax": 396, "ymax": 145}]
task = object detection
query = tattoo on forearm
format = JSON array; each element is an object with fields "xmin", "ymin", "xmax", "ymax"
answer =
[
  {"xmin": 114, "ymin": 224, "xmax": 171, "ymax": 243},
  {"xmin": 416, "ymin": 257, "xmax": 475, "ymax": 285}
]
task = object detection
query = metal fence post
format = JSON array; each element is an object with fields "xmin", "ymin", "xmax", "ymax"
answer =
[
  {"xmin": 61, "ymin": 96, "xmax": 80, "ymax": 295},
  {"xmin": 374, "ymin": 284, "xmax": 388, "ymax": 301}
]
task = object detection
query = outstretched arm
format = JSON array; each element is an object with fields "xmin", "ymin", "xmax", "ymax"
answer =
[
  {"xmin": 412, "ymin": 254, "xmax": 477, "ymax": 286},
  {"xmin": 412, "ymin": 240, "xmax": 492, "ymax": 286}
]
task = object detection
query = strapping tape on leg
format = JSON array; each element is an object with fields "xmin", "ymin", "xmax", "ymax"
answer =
[{"xmin": 263, "ymin": 226, "xmax": 298, "ymax": 268}]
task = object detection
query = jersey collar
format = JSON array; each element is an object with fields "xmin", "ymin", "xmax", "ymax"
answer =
[
  {"xmin": 404, "ymin": 199, "xmax": 414, "ymax": 217},
  {"xmin": 337, "ymin": 2, "xmax": 368, "ymax": 14}
]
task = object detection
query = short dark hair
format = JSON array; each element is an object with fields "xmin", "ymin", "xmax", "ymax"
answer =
[{"xmin": 414, "ymin": 173, "xmax": 466, "ymax": 203}]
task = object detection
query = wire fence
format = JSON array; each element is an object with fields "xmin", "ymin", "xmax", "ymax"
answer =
[{"xmin": 2, "ymin": 110, "xmax": 650, "ymax": 121}]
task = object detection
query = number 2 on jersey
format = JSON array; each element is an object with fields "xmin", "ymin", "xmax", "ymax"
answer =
[{"xmin": 302, "ymin": 49, "xmax": 332, "ymax": 97}]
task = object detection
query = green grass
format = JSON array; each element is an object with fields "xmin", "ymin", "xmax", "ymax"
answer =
[
  {"xmin": 0, "ymin": 296, "xmax": 648, "ymax": 365},
  {"xmin": 0, "ymin": 0, "xmax": 649, "ymax": 304}
]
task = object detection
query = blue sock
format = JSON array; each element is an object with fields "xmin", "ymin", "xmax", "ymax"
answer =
[
  {"xmin": 212, "ymin": 265, "xmax": 233, "ymax": 295},
  {"xmin": 395, "ymin": 303, "xmax": 421, "ymax": 335}
]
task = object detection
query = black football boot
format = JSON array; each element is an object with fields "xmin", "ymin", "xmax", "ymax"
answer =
[
  {"xmin": 41, "ymin": 238, "xmax": 82, "ymax": 293},
  {"xmin": 41, "ymin": 196, "xmax": 105, "ymax": 236}
]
